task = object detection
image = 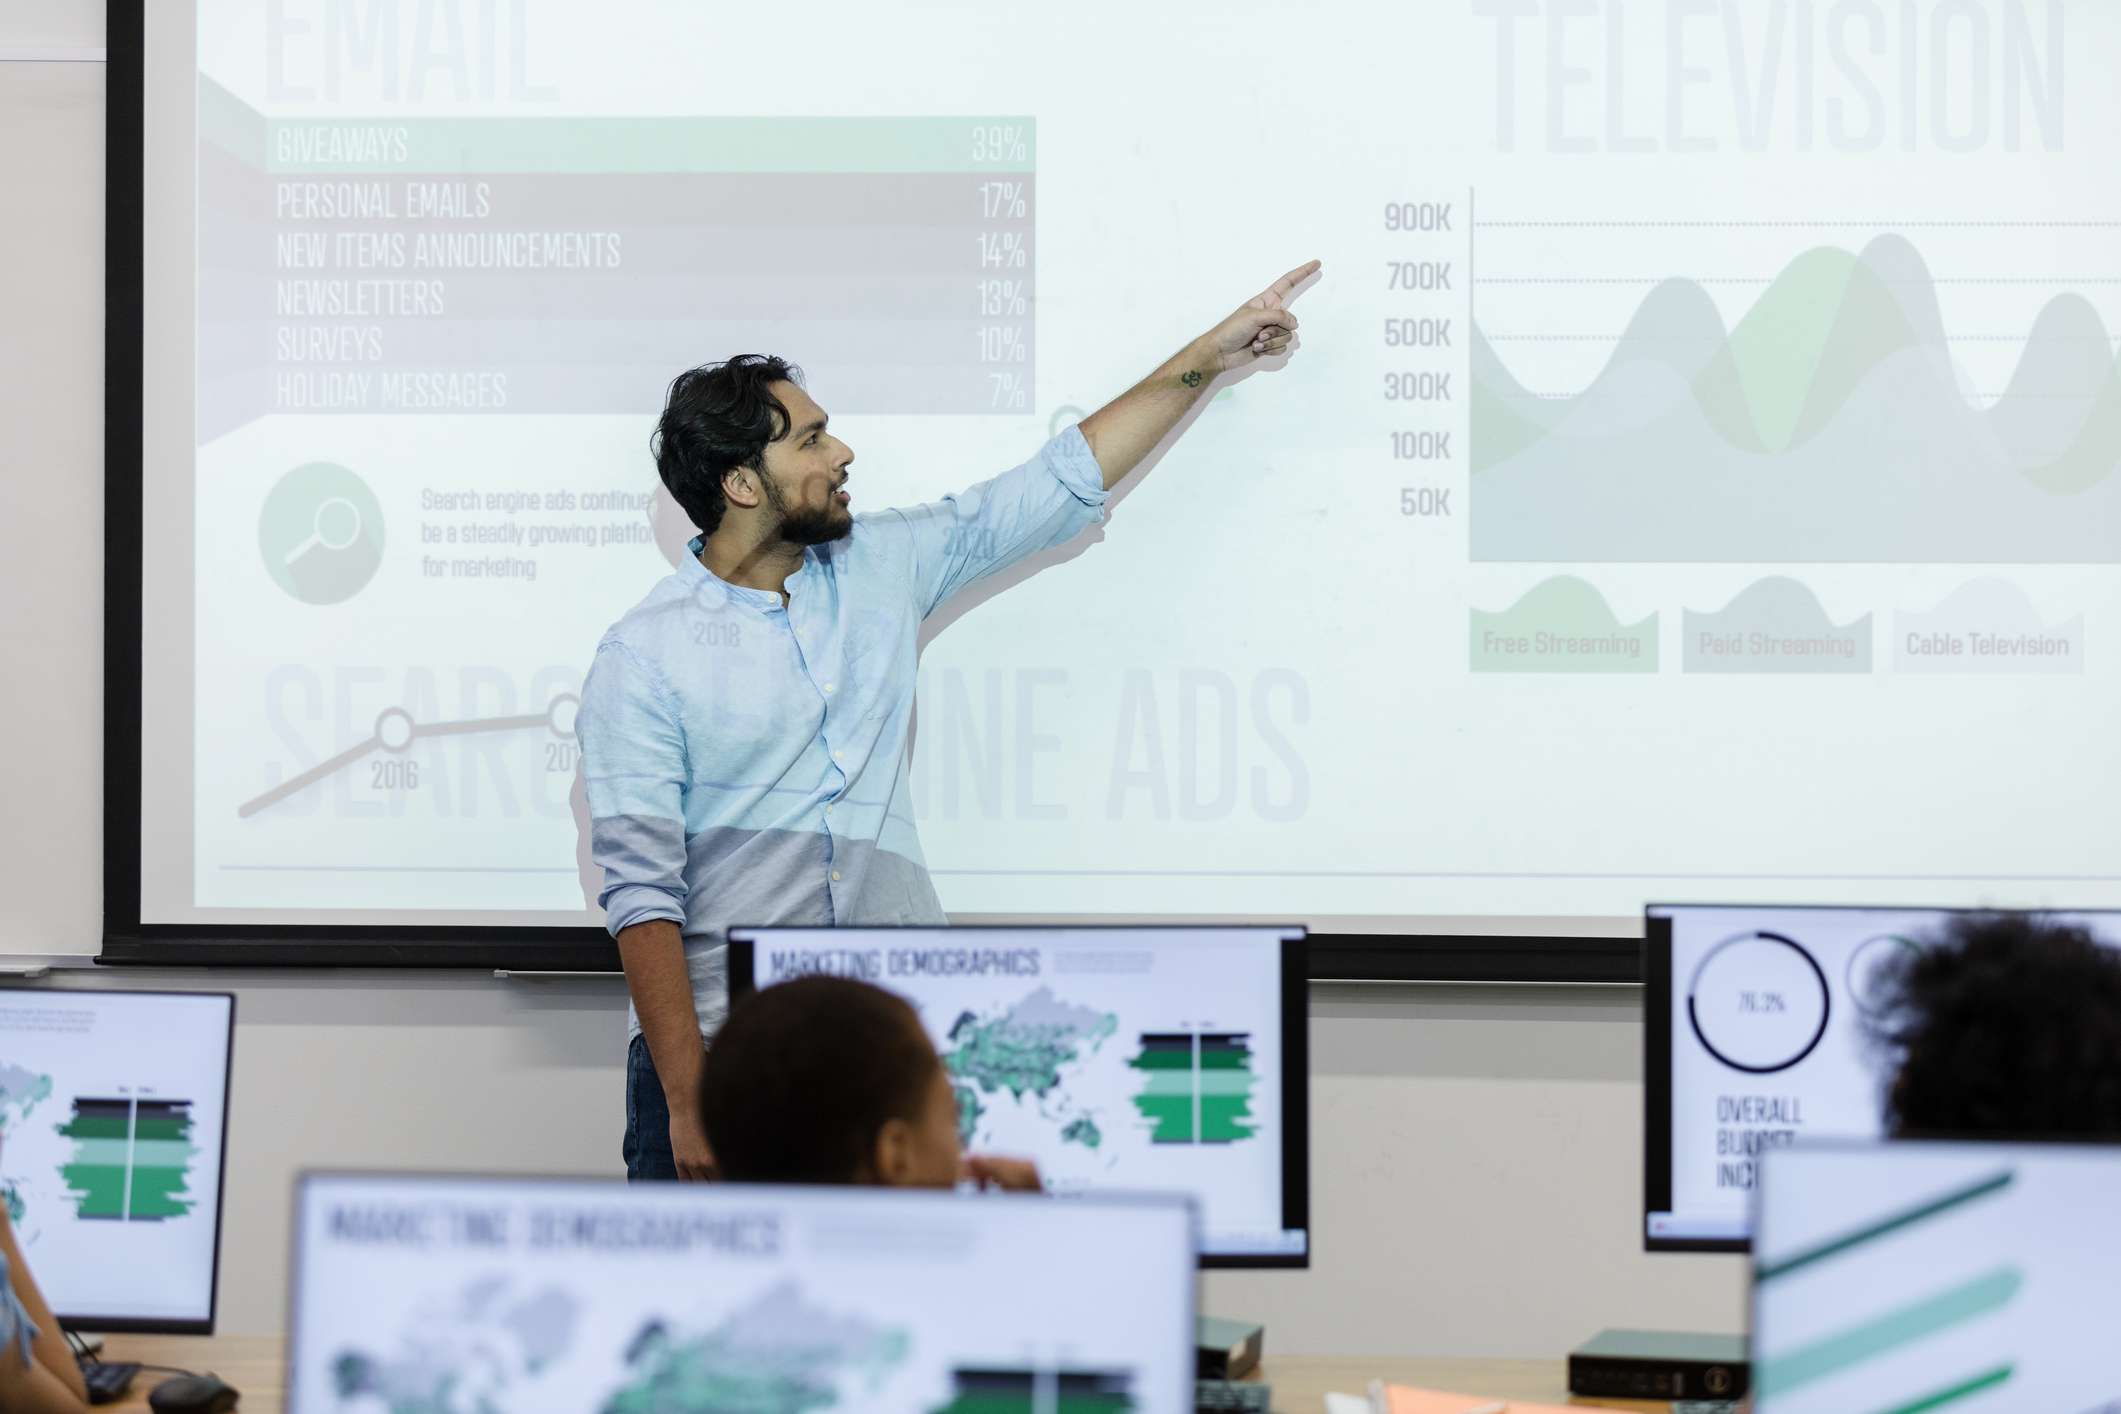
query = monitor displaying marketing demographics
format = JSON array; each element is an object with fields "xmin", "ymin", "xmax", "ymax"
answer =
[
  {"xmin": 288, "ymin": 1172, "xmax": 1197, "ymax": 1412},
  {"xmin": 0, "ymin": 988, "xmax": 235, "ymax": 1332},
  {"xmin": 1753, "ymin": 1139, "xmax": 2121, "ymax": 1413},
  {"xmin": 730, "ymin": 925, "xmax": 1308, "ymax": 1266},
  {"xmin": 1644, "ymin": 903, "xmax": 2121, "ymax": 1249}
]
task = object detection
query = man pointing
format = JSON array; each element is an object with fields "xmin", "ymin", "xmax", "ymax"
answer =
[{"xmin": 578, "ymin": 261, "xmax": 1321, "ymax": 1179}]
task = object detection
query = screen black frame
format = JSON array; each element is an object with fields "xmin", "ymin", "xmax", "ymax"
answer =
[
  {"xmin": 101, "ymin": 2, "xmax": 1642, "ymax": 979},
  {"xmin": 3, "ymin": 985, "xmax": 240, "ymax": 1336},
  {"xmin": 729, "ymin": 923, "xmax": 1313, "ymax": 1270}
]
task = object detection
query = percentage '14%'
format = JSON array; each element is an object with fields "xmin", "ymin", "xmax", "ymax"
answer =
[{"xmin": 978, "ymin": 232, "xmax": 1028, "ymax": 268}]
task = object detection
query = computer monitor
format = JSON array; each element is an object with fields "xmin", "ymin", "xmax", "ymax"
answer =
[
  {"xmin": 729, "ymin": 924, "xmax": 1309, "ymax": 1267},
  {"xmin": 289, "ymin": 1173, "xmax": 1198, "ymax": 1412},
  {"xmin": 1753, "ymin": 1138, "xmax": 2121, "ymax": 1412},
  {"xmin": 1643, "ymin": 903, "xmax": 2121, "ymax": 1250},
  {"xmin": 0, "ymin": 987, "xmax": 235, "ymax": 1333}
]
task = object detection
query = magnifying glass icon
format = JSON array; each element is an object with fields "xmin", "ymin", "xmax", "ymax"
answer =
[{"xmin": 283, "ymin": 496, "xmax": 362, "ymax": 566}]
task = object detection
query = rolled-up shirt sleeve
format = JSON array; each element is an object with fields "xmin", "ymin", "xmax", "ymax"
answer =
[
  {"xmin": 576, "ymin": 637, "xmax": 690, "ymax": 937},
  {"xmin": 870, "ymin": 422, "xmax": 1110, "ymax": 618}
]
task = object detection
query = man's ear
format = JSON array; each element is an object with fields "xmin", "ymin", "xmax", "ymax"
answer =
[
  {"xmin": 871, "ymin": 1117, "xmax": 914, "ymax": 1186},
  {"xmin": 722, "ymin": 464, "xmax": 763, "ymax": 511}
]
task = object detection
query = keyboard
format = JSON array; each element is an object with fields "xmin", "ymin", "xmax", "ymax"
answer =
[
  {"xmin": 80, "ymin": 1360, "xmax": 140, "ymax": 1406},
  {"xmin": 1196, "ymin": 1378, "xmax": 1273, "ymax": 1411}
]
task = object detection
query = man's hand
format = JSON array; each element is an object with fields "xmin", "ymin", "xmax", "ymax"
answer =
[
  {"xmin": 1203, "ymin": 259, "xmax": 1321, "ymax": 373},
  {"xmin": 667, "ymin": 1106, "xmax": 718, "ymax": 1181},
  {"xmin": 962, "ymin": 1154, "xmax": 1044, "ymax": 1192}
]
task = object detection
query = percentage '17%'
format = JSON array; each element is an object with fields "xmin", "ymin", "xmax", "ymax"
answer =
[{"xmin": 978, "ymin": 181, "xmax": 1029, "ymax": 219}]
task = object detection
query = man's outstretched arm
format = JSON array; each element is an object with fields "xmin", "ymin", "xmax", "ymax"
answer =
[
  {"xmin": 876, "ymin": 259, "xmax": 1321, "ymax": 617},
  {"xmin": 1077, "ymin": 259, "xmax": 1320, "ymax": 490}
]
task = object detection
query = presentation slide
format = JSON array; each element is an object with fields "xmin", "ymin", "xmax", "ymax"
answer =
[
  {"xmin": 1754, "ymin": 1141, "xmax": 2121, "ymax": 1413},
  {"xmin": 138, "ymin": 2, "xmax": 2121, "ymax": 938},
  {"xmin": 0, "ymin": 990, "xmax": 232, "ymax": 1325},
  {"xmin": 290, "ymin": 1174, "xmax": 1195, "ymax": 1413},
  {"xmin": 1647, "ymin": 904, "xmax": 2120, "ymax": 1245},
  {"xmin": 744, "ymin": 926, "xmax": 1303, "ymax": 1260}
]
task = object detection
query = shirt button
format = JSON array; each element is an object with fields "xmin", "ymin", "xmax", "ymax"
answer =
[
  {"xmin": 824, "ymin": 682, "xmax": 836, "ymax": 693},
  {"xmin": 833, "ymin": 750, "xmax": 843, "ymax": 761},
  {"xmin": 831, "ymin": 871, "xmax": 842, "ymax": 882},
  {"xmin": 825, "ymin": 804, "xmax": 834, "ymax": 815}
]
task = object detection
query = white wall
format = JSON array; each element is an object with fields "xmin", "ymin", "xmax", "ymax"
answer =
[{"xmin": 0, "ymin": 0, "xmax": 1745, "ymax": 1353}]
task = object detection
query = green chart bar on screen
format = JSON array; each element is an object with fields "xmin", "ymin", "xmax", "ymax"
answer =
[
  {"xmin": 57, "ymin": 1096, "xmax": 199, "ymax": 1221},
  {"xmin": 1130, "ymin": 1033, "xmax": 1258, "ymax": 1145}
]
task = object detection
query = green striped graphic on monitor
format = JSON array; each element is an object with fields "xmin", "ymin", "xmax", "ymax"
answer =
[
  {"xmin": 56, "ymin": 1097, "xmax": 199, "ymax": 1221},
  {"xmin": 931, "ymin": 1365, "xmax": 1136, "ymax": 1413},
  {"xmin": 1129, "ymin": 1032, "xmax": 1258, "ymax": 1144}
]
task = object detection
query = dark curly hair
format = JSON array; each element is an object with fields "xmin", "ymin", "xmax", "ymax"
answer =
[
  {"xmin": 1866, "ymin": 911, "xmax": 2121, "ymax": 1139},
  {"xmin": 651, "ymin": 354, "xmax": 802, "ymax": 537},
  {"xmin": 700, "ymin": 976, "xmax": 944, "ymax": 1184}
]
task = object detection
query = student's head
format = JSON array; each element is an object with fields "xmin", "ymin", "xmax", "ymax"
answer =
[
  {"xmin": 652, "ymin": 354, "xmax": 854, "ymax": 550},
  {"xmin": 1867, "ymin": 911, "xmax": 2121, "ymax": 1139},
  {"xmin": 700, "ymin": 976, "xmax": 962, "ymax": 1186}
]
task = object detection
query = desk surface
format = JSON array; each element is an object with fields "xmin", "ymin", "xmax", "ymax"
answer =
[
  {"xmin": 104, "ymin": 1337, "xmax": 1628, "ymax": 1413},
  {"xmin": 101, "ymin": 1336, "xmax": 282, "ymax": 1412}
]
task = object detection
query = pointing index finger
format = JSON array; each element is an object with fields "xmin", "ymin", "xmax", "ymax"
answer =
[{"xmin": 1272, "ymin": 259, "xmax": 1323, "ymax": 297}]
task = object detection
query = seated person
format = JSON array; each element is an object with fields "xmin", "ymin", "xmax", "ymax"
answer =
[
  {"xmin": 1867, "ymin": 910, "xmax": 2121, "ymax": 1137},
  {"xmin": 700, "ymin": 975, "xmax": 1039, "ymax": 1190},
  {"xmin": 0, "ymin": 1206, "xmax": 90, "ymax": 1412}
]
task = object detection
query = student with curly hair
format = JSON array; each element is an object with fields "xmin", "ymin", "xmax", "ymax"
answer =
[{"xmin": 1866, "ymin": 911, "xmax": 2121, "ymax": 1138}]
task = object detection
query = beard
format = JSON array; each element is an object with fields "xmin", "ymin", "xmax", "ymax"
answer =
[{"xmin": 760, "ymin": 470, "xmax": 852, "ymax": 546}]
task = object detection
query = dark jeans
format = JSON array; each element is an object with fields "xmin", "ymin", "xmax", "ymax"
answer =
[{"xmin": 623, "ymin": 1033, "xmax": 697, "ymax": 1182}]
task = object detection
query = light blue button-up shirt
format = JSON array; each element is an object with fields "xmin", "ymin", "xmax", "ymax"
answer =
[{"xmin": 577, "ymin": 424, "xmax": 1110, "ymax": 1041}]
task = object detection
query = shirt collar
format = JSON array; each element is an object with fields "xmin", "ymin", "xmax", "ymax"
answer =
[{"xmin": 684, "ymin": 535, "xmax": 806, "ymax": 608}]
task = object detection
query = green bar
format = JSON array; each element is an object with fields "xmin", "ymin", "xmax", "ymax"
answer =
[
  {"xmin": 265, "ymin": 113, "xmax": 1036, "ymax": 174},
  {"xmin": 132, "ymin": 1118, "xmax": 194, "ymax": 1142},
  {"xmin": 1128, "ymin": 1050, "xmax": 1195, "ymax": 1071},
  {"xmin": 1874, "ymin": 1364, "xmax": 2014, "ymax": 1414},
  {"xmin": 1200, "ymin": 1098, "xmax": 1257, "ymax": 1142},
  {"xmin": 126, "ymin": 1167, "xmax": 195, "ymax": 1220},
  {"xmin": 1195, "ymin": 1071, "xmax": 1255, "ymax": 1096},
  {"xmin": 127, "ymin": 1139, "xmax": 197, "ymax": 1168},
  {"xmin": 1197, "ymin": 1050, "xmax": 1252, "ymax": 1070},
  {"xmin": 60, "ymin": 1164, "xmax": 127, "ymax": 1219},
  {"xmin": 931, "ymin": 1398, "xmax": 1134, "ymax": 1413},
  {"xmin": 56, "ymin": 1115, "xmax": 130, "ymax": 1139},
  {"xmin": 59, "ymin": 1138, "xmax": 132, "ymax": 1166},
  {"xmin": 1758, "ymin": 1170, "xmax": 2015, "ymax": 1282},
  {"xmin": 1132, "ymin": 1094, "xmax": 1193, "ymax": 1143},
  {"xmin": 1135, "ymin": 1074, "xmax": 1193, "ymax": 1097},
  {"xmin": 1756, "ymin": 1268, "xmax": 2022, "ymax": 1398}
]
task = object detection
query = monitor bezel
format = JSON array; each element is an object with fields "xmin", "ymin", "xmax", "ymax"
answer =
[
  {"xmin": 0, "ymin": 985, "xmax": 239, "ymax": 1335},
  {"xmin": 285, "ymin": 1168, "xmax": 1200, "ymax": 1409},
  {"xmin": 728, "ymin": 922, "xmax": 1311, "ymax": 1270},
  {"xmin": 1643, "ymin": 900, "xmax": 2121, "ymax": 1255}
]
